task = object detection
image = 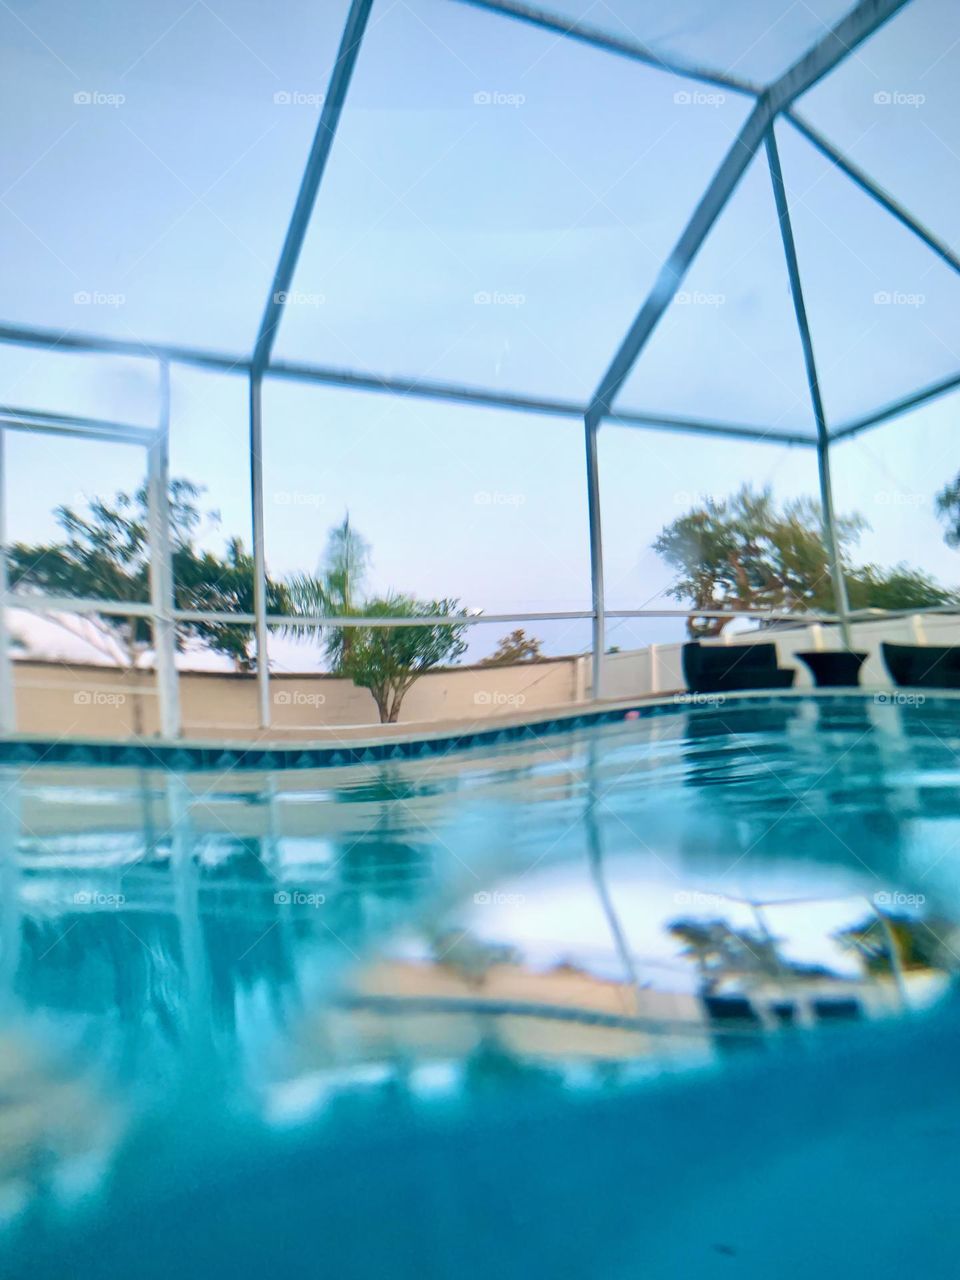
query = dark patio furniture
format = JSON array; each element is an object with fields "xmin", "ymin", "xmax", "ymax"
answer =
[
  {"xmin": 682, "ymin": 641, "xmax": 796, "ymax": 695},
  {"xmin": 811, "ymin": 997, "xmax": 862, "ymax": 1024},
  {"xmin": 797, "ymin": 650, "xmax": 868, "ymax": 688},
  {"xmin": 881, "ymin": 643, "xmax": 960, "ymax": 690}
]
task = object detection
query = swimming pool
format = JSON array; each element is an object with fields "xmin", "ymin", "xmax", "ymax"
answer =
[{"xmin": 2, "ymin": 692, "xmax": 960, "ymax": 1277}]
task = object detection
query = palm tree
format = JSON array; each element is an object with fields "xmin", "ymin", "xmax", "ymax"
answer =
[{"xmin": 286, "ymin": 513, "xmax": 370, "ymax": 669}]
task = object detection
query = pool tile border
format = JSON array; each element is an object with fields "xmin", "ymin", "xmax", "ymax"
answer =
[{"xmin": 0, "ymin": 690, "xmax": 956, "ymax": 772}]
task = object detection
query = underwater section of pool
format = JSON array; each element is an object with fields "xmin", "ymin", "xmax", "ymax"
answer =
[{"xmin": 2, "ymin": 693, "xmax": 960, "ymax": 1277}]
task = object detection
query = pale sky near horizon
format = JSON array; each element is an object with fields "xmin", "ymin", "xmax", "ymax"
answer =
[{"xmin": 1, "ymin": 0, "xmax": 958, "ymax": 669}]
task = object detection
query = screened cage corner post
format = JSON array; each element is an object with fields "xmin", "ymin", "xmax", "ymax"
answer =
[
  {"xmin": 245, "ymin": 0, "xmax": 376, "ymax": 734},
  {"xmin": 583, "ymin": 412, "xmax": 606, "ymax": 699},
  {"xmin": 0, "ymin": 425, "xmax": 13, "ymax": 734},
  {"xmin": 249, "ymin": 372, "xmax": 271, "ymax": 731},
  {"xmin": 147, "ymin": 359, "xmax": 182, "ymax": 738},
  {"xmin": 816, "ymin": 433, "xmax": 853, "ymax": 649},
  {"xmin": 764, "ymin": 128, "xmax": 852, "ymax": 649}
]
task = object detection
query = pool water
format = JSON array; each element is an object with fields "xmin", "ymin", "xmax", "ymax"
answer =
[{"xmin": 2, "ymin": 694, "xmax": 960, "ymax": 1276}]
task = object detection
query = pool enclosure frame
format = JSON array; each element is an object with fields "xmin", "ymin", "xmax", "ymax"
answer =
[{"xmin": 0, "ymin": 0, "xmax": 955, "ymax": 738}]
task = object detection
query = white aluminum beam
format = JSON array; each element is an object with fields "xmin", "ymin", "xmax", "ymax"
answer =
[{"xmin": 146, "ymin": 362, "xmax": 181, "ymax": 737}]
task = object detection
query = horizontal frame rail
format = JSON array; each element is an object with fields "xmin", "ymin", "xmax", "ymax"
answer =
[
  {"xmin": 0, "ymin": 405, "xmax": 155, "ymax": 446},
  {"xmin": 0, "ymin": 322, "xmax": 816, "ymax": 446},
  {"xmin": 14, "ymin": 596, "xmax": 958, "ymax": 629},
  {"xmin": 8, "ymin": 596, "xmax": 858, "ymax": 628}
]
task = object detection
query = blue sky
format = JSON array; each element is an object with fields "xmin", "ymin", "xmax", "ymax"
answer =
[{"xmin": 1, "ymin": 0, "xmax": 959, "ymax": 667}]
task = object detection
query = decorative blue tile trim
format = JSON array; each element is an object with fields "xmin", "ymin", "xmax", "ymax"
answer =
[{"xmin": 0, "ymin": 691, "xmax": 954, "ymax": 773}]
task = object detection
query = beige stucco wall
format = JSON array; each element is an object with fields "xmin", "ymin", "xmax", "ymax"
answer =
[{"xmin": 11, "ymin": 656, "xmax": 587, "ymax": 741}]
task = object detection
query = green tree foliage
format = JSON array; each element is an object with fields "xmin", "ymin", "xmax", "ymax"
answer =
[
  {"xmin": 285, "ymin": 517, "xmax": 467, "ymax": 722},
  {"xmin": 8, "ymin": 480, "xmax": 290, "ymax": 670},
  {"xmin": 335, "ymin": 594, "xmax": 467, "ymax": 723},
  {"xmin": 654, "ymin": 485, "xmax": 953, "ymax": 637},
  {"xmin": 935, "ymin": 472, "xmax": 960, "ymax": 548},
  {"xmin": 286, "ymin": 513, "xmax": 370, "ymax": 619},
  {"xmin": 669, "ymin": 917, "xmax": 836, "ymax": 994},
  {"xmin": 835, "ymin": 914, "xmax": 953, "ymax": 976},
  {"xmin": 481, "ymin": 628, "xmax": 543, "ymax": 665},
  {"xmin": 286, "ymin": 513, "xmax": 370, "ymax": 666}
]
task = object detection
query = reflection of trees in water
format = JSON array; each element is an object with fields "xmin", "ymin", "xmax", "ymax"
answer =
[
  {"xmin": 329, "ymin": 768, "xmax": 440, "ymax": 940},
  {"xmin": 197, "ymin": 839, "xmax": 295, "ymax": 1035},
  {"xmin": 836, "ymin": 913, "xmax": 957, "ymax": 978},
  {"xmin": 669, "ymin": 916, "xmax": 837, "ymax": 995},
  {"xmin": 16, "ymin": 910, "xmax": 186, "ymax": 1067},
  {"xmin": 10, "ymin": 796, "xmax": 449, "ymax": 1077},
  {"xmin": 461, "ymin": 1038, "xmax": 563, "ymax": 1096},
  {"xmin": 13, "ymin": 837, "xmax": 305, "ymax": 1064}
]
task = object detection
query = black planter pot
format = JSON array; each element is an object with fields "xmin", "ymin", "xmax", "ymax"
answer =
[
  {"xmin": 797, "ymin": 650, "xmax": 868, "ymax": 688},
  {"xmin": 881, "ymin": 642, "xmax": 960, "ymax": 689}
]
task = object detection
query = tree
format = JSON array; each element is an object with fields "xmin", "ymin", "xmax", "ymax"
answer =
[
  {"xmin": 284, "ymin": 518, "xmax": 467, "ymax": 722},
  {"xmin": 669, "ymin": 917, "xmax": 836, "ymax": 994},
  {"xmin": 175, "ymin": 535, "xmax": 292, "ymax": 672},
  {"xmin": 286, "ymin": 512, "xmax": 370, "ymax": 666},
  {"xmin": 843, "ymin": 564, "xmax": 955, "ymax": 613},
  {"xmin": 835, "ymin": 914, "xmax": 952, "ymax": 977},
  {"xmin": 335, "ymin": 594, "xmax": 467, "ymax": 723},
  {"xmin": 8, "ymin": 480, "xmax": 290, "ymax": 673},
  {"xmin": 935, "ymin": 473, "xmax": 960, "ymax": 548},
  {"xmin": 481, "ymin": 628, "xmax": 543, "ymax": 665},
  {"xmin": 654, "ymin": 485, "xmax": 954, "ymax": 637}
]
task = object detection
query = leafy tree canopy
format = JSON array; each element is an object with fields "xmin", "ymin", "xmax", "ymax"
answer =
[
  {"xmin": 654, "ymin": 485, "xmax": 954, "ymax": 637},
  {"xmin": 835, "ymin": 914, "xmax": 953, "ymax": 976},
  {"xmin": 936, "ymin": 472, "xmax": 960, "ymax": 549},
  {"xmin": 9, "ymin": 480, "xmax": 290, "ymax": 670},
  {"xmin": 335, "ymin": 594, "xmax": 468, "ymax": 723},
  {"xmin": 481, "ymin": 628, "xmax": 543, "ymax": 665}
]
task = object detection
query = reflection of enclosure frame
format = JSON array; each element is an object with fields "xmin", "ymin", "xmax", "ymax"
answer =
[{"xmin": 0, "ymin": 0, "xmax": 952, "ymax": 734}]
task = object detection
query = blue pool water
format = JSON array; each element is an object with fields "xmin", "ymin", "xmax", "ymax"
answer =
[{"xmin": 2, "ymin": 693, "xmax": 960, "ymax": 1276}]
